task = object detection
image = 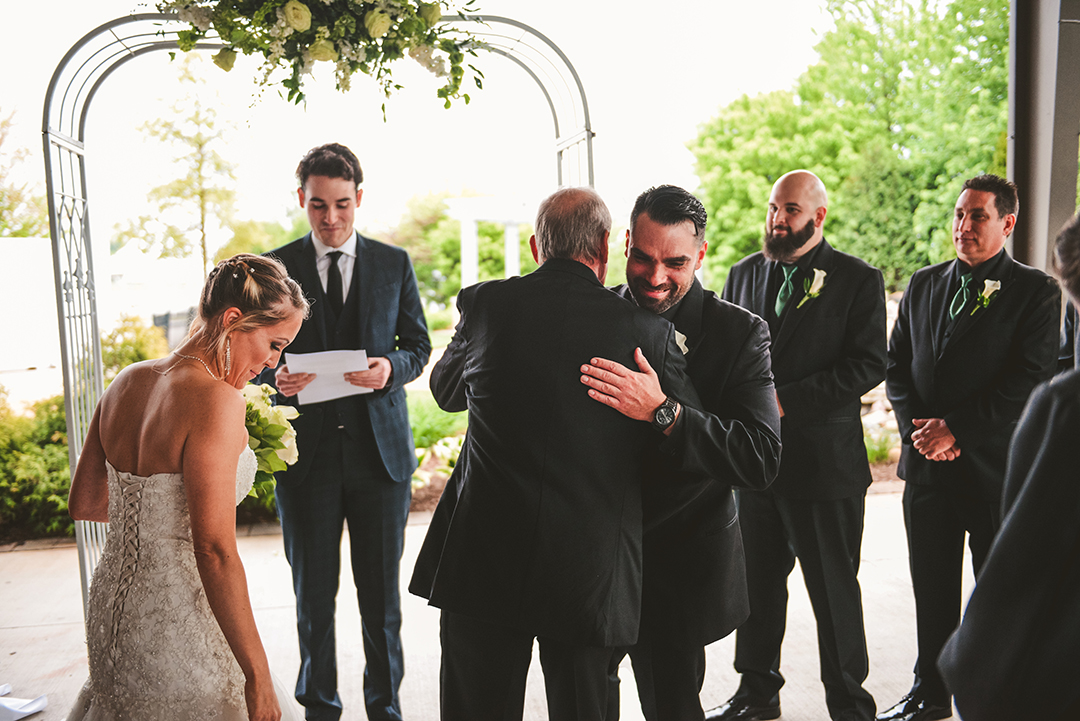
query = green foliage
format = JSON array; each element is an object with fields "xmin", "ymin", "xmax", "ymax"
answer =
[
  {"xmin": 160, "ymin": 0, "xmax": 482, "ymax": 107},
  {"xmin": 112, "ymin": 55, "xmax": 237, "ymax": 277},
  {"xmin": 381, "ymin": 193, "xmax": 538, "ymax": 308},
  {"xmin": 425, "ymin": 307, "xmax": 454, "ymax": 331},
  {"xmin": 0, "ymin": 393, "xmax": 73, "ymax": 541},
  {"xmin": 690, "ymin": 0, "xmax": 1010, "ymax": 291},
  {"xmin": 101, "ymin": 314, "xmax": 169, "ymax": 386},
  {"xmin": 214, "ymin": 210, "xmax": 310, "ymax": 262},
  {"xmin": 0, "ymin": 109, "xmax": 49, "ymax": 238},
  {"xmin": 865, "ymin": 426, "xmax": 899, "ymax": 465},
  {"xmin": 407, "ymin": 391, "xmax": 467, "ymax": 450}
]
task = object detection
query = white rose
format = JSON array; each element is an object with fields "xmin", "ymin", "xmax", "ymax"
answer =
[
  {"xmin": 283, "ymin": 0, "xmax": 312, "ymax": 32},
  {"xmin": 365, "ymin": 10, "xmax": 392, "ymax": 38},
  {"xmin": 309, "ymin": 37, "xmax": 339, "ymax": 62}
]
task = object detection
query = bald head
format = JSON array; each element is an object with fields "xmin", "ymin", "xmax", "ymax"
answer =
[{"xmin": 764, "ymin": 170, "xmax": 829, "ymax": 262}]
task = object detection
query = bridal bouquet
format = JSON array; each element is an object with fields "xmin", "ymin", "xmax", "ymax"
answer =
[
  {"xmin": 156, "ymin": 0, "xmax": 483, "ymax": 106},
  {"xmin": 242, "ymin": 383, "xmax": 300, "ymax": 500}
]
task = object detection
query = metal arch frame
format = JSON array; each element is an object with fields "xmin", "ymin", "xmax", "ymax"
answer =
[
  {"xmin": 444, "ymin": 14, "xmax": 595, "ymax": 187},
  {"xmin": 42, "ymin": 12, "xmax": 595, "ymax": 616}
]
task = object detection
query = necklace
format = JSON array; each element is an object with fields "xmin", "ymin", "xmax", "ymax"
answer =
[{"xmin": 164, "ymin": 352, "xmax": 222, "ymax": 381}]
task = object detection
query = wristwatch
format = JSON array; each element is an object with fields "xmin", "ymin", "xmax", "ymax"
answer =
[{"xmin": 651, "ymin": 396, "xmax": 679, "ymax": 432}]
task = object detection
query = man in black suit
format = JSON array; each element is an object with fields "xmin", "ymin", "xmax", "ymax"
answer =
[
  {"xmin": 936, "ymin": 212, "xmax": 1080, "ymax": 721},
  {"xmin": 578, "ymin": 185, "xmax": 782, "ymax": 721},
  {"xmin": 710, "ymin": 170, "xmax": 887, "ymax": 721},
  {"xmin": 409, "ymin": 187, "xmax": 701, "ymax": 721},
  {"xmin": 881, "ymin": 174, "xmax": 1061, "ymax": 721},
  {"xmin": 263, "ymin": 143, "xmax": 431, "ymax": 721}
]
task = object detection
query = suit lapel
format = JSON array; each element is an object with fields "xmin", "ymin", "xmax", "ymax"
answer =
[
  {"xmin": 351, "ymin": 233, "xmax": 370, "ymax": 349},
  {"xmin": 941, "ymin": 256, "xmax": 1016, "ymax": 354},
  {"xmin": 750, "ymin": 256, "xmax": 772, "ymax": 324},
  {"xmin": 672, "ymin": 280, "xmax": 704, "ymax": 363},
  {"xmin": 772, "ymin": 240, "xmax": 836, "ymax": 357},
  {"xmin": 296, "ymin": 235, "xmax": 330, "ymax": 348},
  {"xmin": 928, "ymin": 262, "xmax": 953, "ymax": 360}
]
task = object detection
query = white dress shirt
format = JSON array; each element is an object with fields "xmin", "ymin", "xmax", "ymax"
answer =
[{"xmin": 311, "ymin": 231, "xmax": 357, "ymax": 301}]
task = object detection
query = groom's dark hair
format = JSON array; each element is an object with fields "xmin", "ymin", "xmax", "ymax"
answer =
[
  {"xmin": 630, "ymin": 185, "xmax": 708, "ymax": 246},
  {"xmin": 296, "ymin": 143, "xmax": 363, "ymax": 190}
]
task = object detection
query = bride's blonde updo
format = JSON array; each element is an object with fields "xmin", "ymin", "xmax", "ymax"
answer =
[{"xmin": 188, "ymin": 254, "xmax": 310, "ymax": 369}]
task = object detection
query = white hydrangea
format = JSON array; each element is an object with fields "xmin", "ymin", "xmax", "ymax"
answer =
[{"xmin": 177, "ymin": 5, "xmax": 213, "ymax": 32}]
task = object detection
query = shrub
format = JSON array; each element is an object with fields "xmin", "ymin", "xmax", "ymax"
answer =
[
  {"xmin": 0, "ymin": 394, "xmax": 73, "ymax": 541},
  {"xmin": 425, "ymin": 308, "xmax": 454, "ymax": 331}
]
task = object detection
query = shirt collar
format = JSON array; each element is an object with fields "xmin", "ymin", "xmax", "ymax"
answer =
[
  {"xmin": 954, "ymin": 247, "xmax": 1008, "ymax": 286},
  {"xmin": 311, "ymin": 231, "xmax": 357, "ymax": 260}
]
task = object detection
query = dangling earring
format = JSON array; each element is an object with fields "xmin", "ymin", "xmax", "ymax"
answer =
[{"xmin": 225, "ymin": 337, "xmax": 232, "ymax": 376}]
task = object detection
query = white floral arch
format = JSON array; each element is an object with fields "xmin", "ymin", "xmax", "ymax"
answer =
[{"xmin": 42, "ymin": 11, "xmax": 595, "ymax": 613}]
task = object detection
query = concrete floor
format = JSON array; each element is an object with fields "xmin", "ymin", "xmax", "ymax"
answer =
[{"xmin": 0, "ymin": 485, "xmax": 973, "ymax": 721}]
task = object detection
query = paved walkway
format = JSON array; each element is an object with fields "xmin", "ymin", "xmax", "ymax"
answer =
[{"xmin": 0, "ymin": 484, "xmax": 974, "ymax": 720}]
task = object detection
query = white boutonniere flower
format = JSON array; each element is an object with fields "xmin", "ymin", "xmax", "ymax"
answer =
[
  {"xmin": 971, "ymin": 279, "xmax": 1001, "ymax": 315},
  {"xmin": 797, "ymin": 268, "xmax": 827, "ymax": 308},
  {"xmin": 674, "ymin": 330, "xmax": 689, "ymax": 355}
]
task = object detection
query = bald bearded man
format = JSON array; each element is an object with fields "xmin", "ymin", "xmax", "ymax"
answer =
[{"xmin": 708, "ymin": 171, "xmax": 887, "ymax": 721}]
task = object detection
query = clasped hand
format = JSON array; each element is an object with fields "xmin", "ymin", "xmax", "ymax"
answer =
[
  {"xmin": 911, "ymin": 417, "xmax": 961, "ymax": 461},
  {"xmin": 274, "ymin": 357, "xmax": 393, "ymax": 396},
  {"xmin": 579, "ymin": 348, "xmax": 667, "ymax": 423}
]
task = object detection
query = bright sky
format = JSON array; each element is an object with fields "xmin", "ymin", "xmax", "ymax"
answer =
[
  {"xmin": 1, "ymin": 0, "xmax": 831, "ymax": 405},
  {"xmin": 5, "ymin": 0, "xmax": 830, "ymax": 232}
]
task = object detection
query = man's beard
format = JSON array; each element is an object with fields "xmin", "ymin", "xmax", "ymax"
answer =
[
  {"xmin": 763, "ymin": 218, "xmax": 816, "ymax": 262},
  {"xmin": 628, "ymin": 275, "xmax": 693, "ymax": 314}
]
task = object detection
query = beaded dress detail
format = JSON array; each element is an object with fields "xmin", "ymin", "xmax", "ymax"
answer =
[{"xmin": 67, "ymin": 447, "xmax": 299, "ymax": 721}]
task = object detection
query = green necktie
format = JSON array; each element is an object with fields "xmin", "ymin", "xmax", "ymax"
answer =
[
  {"xmin": 775, "ymin": 264, "xmax": 797, "ymax": 317},
  {"xmin": 949, "ymin": 272, "xmax": 972, "ymax": 320}
]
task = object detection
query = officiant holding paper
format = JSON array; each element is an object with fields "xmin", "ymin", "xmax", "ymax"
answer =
[{"xmin": 260, "ymin": 142, "xmax": 431, "ymax": 721}]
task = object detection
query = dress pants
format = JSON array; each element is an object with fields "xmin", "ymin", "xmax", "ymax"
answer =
[
  {"xmin": 276, "ymin": 418, "xmax": 411, "ymax": 721},
  {"xmin": 732, "ymin": 489, "xmax": 874, "ymax": 721},
  {"xmin": 902, "ymin": 471, "xmax": 996, "ymax": 706},
  {"xmin": 440, "ymin": 610, "xmax": 614, "ymax": 721},
  {"xmin": 606, "ymin": 642, "xmax": 707, "ymax": 721}
]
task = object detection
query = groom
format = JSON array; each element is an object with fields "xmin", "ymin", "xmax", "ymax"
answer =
[{"xmin": 262, "ymin": 143, "xmax": 431, "ymax": 721}]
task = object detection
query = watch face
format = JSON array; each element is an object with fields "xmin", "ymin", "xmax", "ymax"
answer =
[{"xmin": 655, "ymin": 406, "xmax": 675, "ymax": 427}]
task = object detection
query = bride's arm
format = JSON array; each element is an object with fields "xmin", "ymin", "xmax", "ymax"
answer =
[
  {"xmin": 69, "ymin": 405, "xmax": 109, "ymax": 522},
  {"xmin": 183, "ymin": 389, "xmax": 281, "ymax": 721}
]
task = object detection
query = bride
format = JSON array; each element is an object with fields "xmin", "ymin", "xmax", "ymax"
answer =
[{"xmin": 66, "ymin": 254, "xmax": 309, "ymax": 721}]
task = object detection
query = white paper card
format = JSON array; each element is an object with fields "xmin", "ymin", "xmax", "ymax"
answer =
[{"xmin": 285, "ymin": 350, "xmax": 373, "ymax": 404}]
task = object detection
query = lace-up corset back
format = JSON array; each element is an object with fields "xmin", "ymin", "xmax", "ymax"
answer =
[{"xmin": 74, "ymin": 446, "xmax": 257, "ymax": 721}]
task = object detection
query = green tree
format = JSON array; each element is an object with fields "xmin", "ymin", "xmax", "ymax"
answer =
[
  {"xmin": 690, "ymin": 0, "xmax": 1010, "ymax": 291},
  {"xmin": 113, "ymin": 55, "xmax": 236, "ymax": 277},
  {"xmin": 0, "ymin": 109, "xmax": 49, "ymax": 238},
  {"xmin": 101, "ymin": 314, "xmax": 169, "ymax": 385},
  {"xmin": 383, "ymin": 193, "xmax": 537, "ymax": 307},
  {"xmin": 213, "ymin": 209, "xmax": 310, "ymax": 262}
]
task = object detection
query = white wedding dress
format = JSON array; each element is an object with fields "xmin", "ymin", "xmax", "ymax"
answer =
[{"xmin": 67, "ymin": 447, "xmax": 302, "ymax": 721}]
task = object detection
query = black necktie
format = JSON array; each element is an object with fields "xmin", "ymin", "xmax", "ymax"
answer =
[{"xmin": 326, "ymin": 251, "xmax": 344, "ymax": 317}]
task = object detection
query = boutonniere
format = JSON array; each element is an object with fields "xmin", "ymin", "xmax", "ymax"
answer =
[
  {"xmin": 674, "ymin": 330, "xmax": 689, "ymax": 355},
  {"xmin": 797, "ymin": 268, "xmax": 827, "ymax": 308},
  {"xmin": 971, "ymin": 279, "xmax": 1001, "ymax": 315}
]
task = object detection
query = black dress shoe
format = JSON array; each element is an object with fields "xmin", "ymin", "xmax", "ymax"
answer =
[
  {"xmin": 704, "ymin": 697, "xmax": 781, "ymax": 721},
  {"xmin": 875, "ymin": 692, "xmax": 950, "ymax": 721}
]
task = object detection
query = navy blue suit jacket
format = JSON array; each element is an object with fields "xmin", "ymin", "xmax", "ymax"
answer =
[{"xmin": 263, "ymin": 232, "xmax": 431, "ymax": 484}]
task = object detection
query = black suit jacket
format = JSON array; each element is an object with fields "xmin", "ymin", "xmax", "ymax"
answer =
[
  {"xmin": 619, "ymin": 280, "xmax": 782, "ymax": 647},
  {"xmin": 938, "ymin": 370, "xmax": 1080, "ymax": 721},
  {"xmin": 409, "ymin": 259, "xmax": 700, "ymax": 648},
  {"xmin": 263, "ymin": 232, "xmax": 431, "ymax": 484},
  {"xmin": 722, "ymin": 240, "xmax": 887, "ymax": 499},
  {"xmin": 886, "ymin": 252, "xmax": 1060, "ymax": 491}
]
